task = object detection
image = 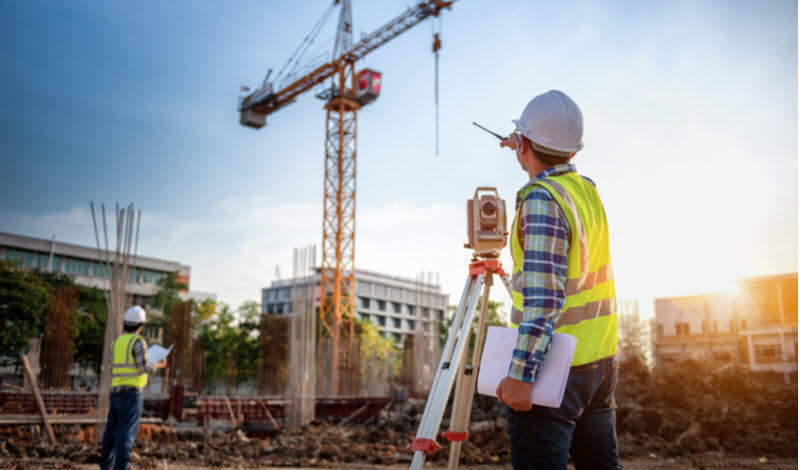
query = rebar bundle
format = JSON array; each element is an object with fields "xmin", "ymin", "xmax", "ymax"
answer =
[
  {"xmin": 190, "ymin": 337, "xmax": 204, "ymax": 393},
  {"xmin": 89, "ymin": 202, "xmax": 141, "ymax": 442},
  {"xmin": 257, "ymin": 315, "xmax": 288, "ymax": 395},
  {"xmin": 165, "ymin": 300, "xmax": 192, "ymax": 388},
  {"xmin": 286, "ymin": 245, "xmax": 316, "ymax": 428},
  {"xmin": 39, "ymin": 285, "xmax": 79, "ymax": 389}
]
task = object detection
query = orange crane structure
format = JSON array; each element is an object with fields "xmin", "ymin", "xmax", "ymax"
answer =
[{"xmin": 239, "ymin": 0, "xmax": 456, "ymax": 396}]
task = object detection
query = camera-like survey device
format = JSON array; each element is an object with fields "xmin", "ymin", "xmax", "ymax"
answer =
[{"xmin": 465, "ymin": 187, "xmax": 508, "ymax": 260}]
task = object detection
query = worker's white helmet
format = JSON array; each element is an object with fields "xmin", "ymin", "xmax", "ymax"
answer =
[
  {"xmin": 512, "ymin": 90, "xmax": 584, "ymax": 157},
  {"xmin": 123, "ymin": 306, "xmax": 147, "ymax": 323}
]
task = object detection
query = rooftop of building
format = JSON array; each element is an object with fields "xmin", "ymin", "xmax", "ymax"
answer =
[
  {"xmin": 0, "ymin": 231, "xmax": 189, "ymax": 274},
  {"xmin": 264, "ymin": 267, "xmax": 442, "ymax": 292}
]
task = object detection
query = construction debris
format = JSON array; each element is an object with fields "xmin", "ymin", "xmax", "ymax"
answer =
[{"xmin": 0, "ymin": 358, "xmax": 795, "ymax": 468}]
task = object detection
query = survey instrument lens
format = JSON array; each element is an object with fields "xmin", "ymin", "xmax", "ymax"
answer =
[{"xmin": 465, "ymin": 187, "xmax": 508, "ymax": 260}]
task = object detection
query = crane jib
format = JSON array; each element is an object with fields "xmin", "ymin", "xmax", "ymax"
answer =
[{"xmin": 239, "ymin": 0, "xmax": 456, "ymax": 120}]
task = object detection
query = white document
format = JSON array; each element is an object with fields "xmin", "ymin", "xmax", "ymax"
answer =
[
  {"xmin": 477, "ymin": 327, "xmax": 577, "ymax": 408},
  {"xmin": 148, "ymin": 344, "xmax": 173, "ymax": 364}
]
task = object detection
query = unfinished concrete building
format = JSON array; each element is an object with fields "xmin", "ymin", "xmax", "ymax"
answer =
[{"xmin": 653, "ymin": 272, "xmax": 798, "ymax": 382}]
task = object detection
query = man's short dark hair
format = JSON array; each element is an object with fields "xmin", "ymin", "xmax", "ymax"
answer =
[
  {"xmin": 123, "ymin": 322, "xmax": 143, "ymax": 333},
  {"xmin": 523, "ymin": 136, "xmax": 572, "ymax": 166}
]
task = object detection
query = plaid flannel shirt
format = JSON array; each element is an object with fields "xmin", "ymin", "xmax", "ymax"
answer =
[
  {"xmin": 508, "ymin": 163, "xmax": 576, "ymax": 383},
  {"xmin": 110, "ymin": 336, "xmax": 156, "ymax": 393}
]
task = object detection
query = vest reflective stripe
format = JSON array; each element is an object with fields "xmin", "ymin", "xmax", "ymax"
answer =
[
  {"xmin": 511, "ymin": 172, "xmax": 617, "ymax": 366},
  {"xmin": 110, "ymin": 333, "xmax": 148, "ymax": 389}
]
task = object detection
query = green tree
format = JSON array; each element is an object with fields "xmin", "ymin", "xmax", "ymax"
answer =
[
  {"xmin": 0, "ymin": 261, "xmax": 50, "ymax": 356},
  {"xmin": 74, "ymin": 286, "xmax": 108, "ymax": 372},
  {"xmin": 440, "ymin": 299, "xmax": 508, "ymax": 359},
  {"xmin": 199, "ymin": 301, "xmax": 262, "ymax": 394},
  {"xmin": 151, "ymin": 271, "xmax": 188, "ymax": 312},
  {"xmin": 357, "ymin": 316, "xmax": 400, "ymax": 379}
]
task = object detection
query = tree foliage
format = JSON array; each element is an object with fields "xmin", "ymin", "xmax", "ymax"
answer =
[
  {"xmin": 0, "ymin": 261, "xmax": 107, "ymax": 373},
  {"xmin": 74, "ymin": 286, "xmax": 108, "ymax": 371},
  {"xmin": 0, "ymin": 261, "xmax": 50, "ymax": 356},
  {"xmin": 197, "ymin": 301, "xmax": 261, "ymax": 394},
  {"xmin": 151, "ymin": 271, "xmax": 187, "ymax": 313},
  {"xmin": 440, "ymin": 299, "xmax": 508, "ymax": 359}
]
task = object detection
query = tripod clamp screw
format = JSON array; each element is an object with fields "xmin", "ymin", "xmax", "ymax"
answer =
[
  {"xmin": 411, "ymin": 437, "xmax": 442, "ymax": 455},
  {"xmin": 442, "ymin": 430, "xmax": 469, "ymax": 442}
]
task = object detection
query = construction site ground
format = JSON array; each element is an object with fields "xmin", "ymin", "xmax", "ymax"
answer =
[
  {"xmin": 1, "ymin": 359, "xmax": 796, "ymax": 469},
  {"xmin": 6, "ymin": 457, "xmax": 799, "ymax": 469}
]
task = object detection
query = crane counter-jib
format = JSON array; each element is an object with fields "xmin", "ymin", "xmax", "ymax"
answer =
[{"xmin": 238, "ymin": 0, "xmax": 456, "ymax": 127}]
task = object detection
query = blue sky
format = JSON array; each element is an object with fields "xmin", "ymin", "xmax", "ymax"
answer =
[{"xmin": 1, "ymin": 0, "xmax": 797, "ymax": 316}]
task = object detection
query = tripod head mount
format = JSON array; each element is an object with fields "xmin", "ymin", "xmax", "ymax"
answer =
[{"xmin": 464, "ymin": 187, "xmax": 508, "ymax": 261}]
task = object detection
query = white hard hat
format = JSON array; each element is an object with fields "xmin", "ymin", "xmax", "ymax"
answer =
[
  {"xmin": 512, "ymin": 90, "xmax": 584, "ymax": 157},
  {"xmin": 123, "ymin": 306, "xmax": 147, "ymax": 323}
]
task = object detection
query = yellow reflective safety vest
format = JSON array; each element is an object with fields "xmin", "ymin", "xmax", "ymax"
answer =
[
  {"xmin": 110, "ymin": 333, "xmax": 148, "ymax": 389},
  {"xmin": 511, "ymin": 171, "xmax": 617, "ymax": 366}
]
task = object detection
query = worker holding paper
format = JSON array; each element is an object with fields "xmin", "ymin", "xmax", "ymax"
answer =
[
  {"xmin": 496, "ymin": 90, "xmax": 622, "ymax": 470},
  {"xmin": 99, "ymin": 306, "xmax": 167, "ymax": 470}
]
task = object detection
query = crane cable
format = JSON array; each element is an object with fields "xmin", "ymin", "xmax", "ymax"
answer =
[
  {"xmin": 274, "ymin": 2, "xmax": 338, "ymax": 88},
  {"xmin": 432, "ymin": 16, "xmax": 442, "ymax": 155}
]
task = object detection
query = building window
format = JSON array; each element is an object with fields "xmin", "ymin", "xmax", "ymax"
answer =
[
  {"xmin": 360, "ymin": 314, "xmax": 370, "ymax": 322},
  {"xmin": 376, "ymin": 315, "xmax": 386, "ymax": 326},
  {"xmin": 713, "ymin": 321, "xmax": 718, "ymax": 333},
  {"xmin": 407, "ymin": 305, "xmax": 416, "ymax": 316},
  {"xmin": 422, "ymin": 307, "xmax": 429, "ymax": 319},
  {"xmin": 392, "ymin": 317, "xmax": 401, "ymax": 329},
  {"xmin": 755, "ymin": 344, "xmax": 780, "ymax": 358},
  {"xmin": 407, "ymin": 319, "xmax": 415, "ymax": 330},
  {"xmin": 392, "ymin": 302, "xmax": 401, "ymax": 314},
  {"xmin": 4, "ymin": 248, "xmax": 33, "ymax": 267},
  {"xmin": 392, "ymin": 333, "xmax": 402, "ymax": 343},
  {"xmin": 741, "ymin": 319, "xmax": 747, "ymax": 330},
  {"xmin": 360, "ymin": 297, "xmax": 370, "ymax": 309},
  {"xmin": 377, "ymin": 300, "xmax": 386, "ymax": 311},
  {"xmin": 656, "ymin": 324, "xmax": 664, "ymax": 337},
  {"xmin": 676, "ymin": 323, "xmax": 690, "ymax": 335}
]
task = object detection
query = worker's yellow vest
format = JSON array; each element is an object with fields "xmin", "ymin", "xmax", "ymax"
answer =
[
  {"xmin": 110, "ymin": 333, "xmax": 148, "ymax": 389},
  {"xmin": 511, "ymin": 171, "xmax": 617, "ymax": 366}
]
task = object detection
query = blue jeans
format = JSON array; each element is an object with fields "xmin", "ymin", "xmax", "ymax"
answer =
[
  {"xmin": 506, "ymin": 357, "xmax": 623, "ymax": 470},
  {"xmin": 99, "ymin": 389, "xmax": 143, "ymax": 470}
]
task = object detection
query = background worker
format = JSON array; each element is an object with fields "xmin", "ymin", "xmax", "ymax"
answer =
[
  {"xmin": 100, "ymin": 306, "xmax": 167, "ymax": 470},
  {"xmin": 495, "ymin": 90, "xmax": 623, "ymax": 470}
]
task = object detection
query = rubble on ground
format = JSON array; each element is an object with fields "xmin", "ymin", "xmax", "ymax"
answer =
[{"xmin": 0, "ymin": 359, "xmax": 795, "ymax": 468}]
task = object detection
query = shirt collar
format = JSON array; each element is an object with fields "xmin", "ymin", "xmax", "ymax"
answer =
[{"xmin": 516, "ymin": 163, "xmax": 577, "ymax": 203}]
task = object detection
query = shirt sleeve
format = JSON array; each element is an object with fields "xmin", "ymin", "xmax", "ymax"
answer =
[
  {"xmin": 508, "ymin": 187, "xmax": 570, "ymax": 383},
  {"xmin": 132, "ymin": 338, "xmax": 157, "ymax": 374}
]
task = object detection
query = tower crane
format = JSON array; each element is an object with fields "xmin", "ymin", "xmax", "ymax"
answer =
[{"xmin": 239, "ymin": 0, "xmax": 457, "ymax": 396}]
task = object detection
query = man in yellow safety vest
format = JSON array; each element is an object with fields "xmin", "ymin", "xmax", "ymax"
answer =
[
  {"xmin": 496, "ymin": 90, "xmax": 622, "ymax": 470},
  {"xmin": 99, "ymin": 306, "xmax": 166, "ymax": 470}
]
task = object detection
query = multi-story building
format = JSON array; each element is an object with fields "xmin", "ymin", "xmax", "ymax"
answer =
[
  {"xmin": 653, "ymin": 273, "xmax": 797, "ymax": 382},
  {"xmin": 0, "ymin": 231, "xmax": 214, "ymax": 338},
  {"xmin": 262, "ymin": 268, "xmax": 449, "ymax": 344}
]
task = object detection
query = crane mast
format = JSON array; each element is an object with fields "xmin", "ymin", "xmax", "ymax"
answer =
[{"xmin": 240, "ymin": 0, "xmax": 455, "ymax": 397}]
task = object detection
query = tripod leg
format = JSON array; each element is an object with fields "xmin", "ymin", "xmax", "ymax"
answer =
[
  {"xmin": 416, "ymin": 274, "xmax": 473, "ymax": 427},
  {"xmin": 446, "ymin": 274, "xmax": 494, "ymax": 470},
  {"xmin": 410, "ymin": 273, "xmax": 485, "ymax": 470}
]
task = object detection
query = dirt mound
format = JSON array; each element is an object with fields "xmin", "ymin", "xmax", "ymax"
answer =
[{"xmin": 616, "ymin": 357, "xmax": 797, "ymax": 458}]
